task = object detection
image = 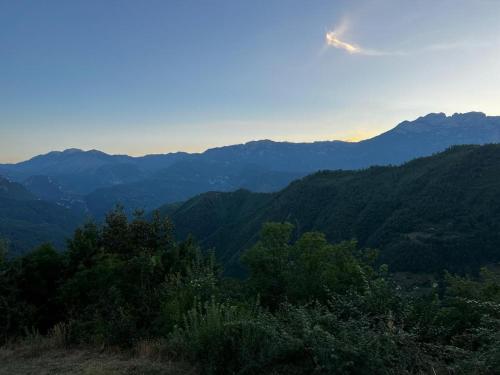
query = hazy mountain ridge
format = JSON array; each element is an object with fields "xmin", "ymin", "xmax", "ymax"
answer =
[
  {"xmin": 0, "ymin": 148, "xmax": 190, "ymax": 195},
  {"xmin": 3, "ymin": 111, "xmax": 500, "ymax": 179},
  {"xmin": 85, "ymin": 159, "xmax": 303, "ymax": 218},
  {"xmin": 80, "ymin": 112, "xmax": 500, "ymax": 216},
  {"xmin": 2, "ymin": 112, "xmax": 500, "ymax": 255}
]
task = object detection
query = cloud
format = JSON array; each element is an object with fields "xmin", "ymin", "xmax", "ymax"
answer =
[
  {"xmin": 324, "ymin": 20, "xmax": 386, "ymax": 56},
  {"xmin": 325, "ymin": 31, "xmax": 390, "ymax": 56},
  {"xmin": 325, "ymin": 21, "xmax": 494, "ymax": 57},
  {"xmin": 325, "ymin": 32, "xmax": 361, "ymax": 54}
]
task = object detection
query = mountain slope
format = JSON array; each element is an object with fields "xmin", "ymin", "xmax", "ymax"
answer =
[
  {"xmin": 82, "ymin": 112, "xmax": 500, "ymax": 217},
  {"xmin": 0, "ymin": 176, "xmax": 36, "ymax": 201},
  {"xmin": 161, "ymin": 144, "xmax": 500, "ymax": 275},
  {"xmin": 0, "ymin": 177, "xmax": 84, "ymax": 256},
  {"xmin": 2, "ymin": 112, "xmax": 500, "ymax": 218},
  {"xmin": 198, "ymin": 112, "xmax": 500, "ymax": 170},
  {"xmin": 0, "ymin": 149, "xmax": 188, "ymax": 195},
  {"xmin": 85, "ymin": 160, "xmax": 302, "ymax": 218}
]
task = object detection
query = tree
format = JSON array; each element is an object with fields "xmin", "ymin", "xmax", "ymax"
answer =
[
  {"xmin": 241, "ymin": 222, "xmax": 293, "ymax": 308},
  {"xmin": 0, "ymin": 238, "xmax": 8, "ymax": 266},
  {"xmin": 242, "ymin": 223, "xmax": 371, "ymax": 307},
  {"xmin": 13, "ymin": 244, "xmax": 66, "ymax": 332},
  {"xmin": 67, "ymin": 221, "xmax": 101, "ymax": 272}
]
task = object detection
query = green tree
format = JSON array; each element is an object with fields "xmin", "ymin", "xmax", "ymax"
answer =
[
  {"xmin": 0, "ymin": 238, "xmax": 7, "ymax": 265},
  {"xmin": 67, "ymin": 221, "xmax": 101, "ymax": 272},
  {"xmin": 11, "ymin": 244, "xmax": 66, "ymax": 333},
  {"xmin": 242, "ymin": 223, "xmax": 372, "ymax": 307},
  {"xmin": 241, "ymin": 222, "xmax": 293, "ymax": 308}
]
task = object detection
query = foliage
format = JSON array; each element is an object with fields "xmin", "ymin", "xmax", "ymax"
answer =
[
  {"xmin": 0, "ymin": 238, "xmax": 7, "ymax": 265},
  {"xmin": 242, "ymin": 223, "xmax": 372, "ymax": 308},
  {"xmin": 0, "ymin": 197, "xmax": 83, "ymax": 257},
  {"xmin": 164, "ymin": 144, "xmax": 500, "ymax": 275},
  {"xmin": 1, "ymin": 216, "xmax": 499, "ymax": 374}
]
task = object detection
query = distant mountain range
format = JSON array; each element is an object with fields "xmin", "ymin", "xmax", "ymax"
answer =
[
  {"xmin": 2, "ymin": 111, "xmax": 500, "ymax": 256},
  {"xmin": 161, "ymin": 144, "xmax": 500, "ymax": 275}
]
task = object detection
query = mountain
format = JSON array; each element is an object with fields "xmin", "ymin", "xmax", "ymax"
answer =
[
  {"xmin": 196, "ymin": 112, "xmax": 500, "ymax": 170},
  {"xmin": 21, "ymin": 175, "xmax": 88, "ymax": 213},
  {"xmin": 2, "ymin": 111, "xmax": 500, "ymax": 226},
  {"xmin": 0, "ymin": 176, "xmax": 84, "ymax": 256},
  {"xmin": 85, "ymin": 159, "xmax": 303, "ymax": 217},
  {"xmin": 0, "ymin": 176, "xmax": 36, "ymax": 201},
  {"xmin": 0, "ymin": 148, "xmax": 188, "ymax": 195},
  {"xmin": 0, "ymin": 112, "xmax": 500, "ymax": 218},
  {"xmin": 22, "ymin": 175, "xmax": 67, "ymax": 202},
  {"xmin": 160, "ymin": 144, "xmax": 500, "ymax": 276},
  {"xmin": 75, "ymin": 112, "xmax": 500, "ymax": 216}
]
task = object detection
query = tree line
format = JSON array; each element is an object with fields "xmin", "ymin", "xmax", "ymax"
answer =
[{"xmin": 1, "ymin": 208, "xmax": 499, "ymax": 374}]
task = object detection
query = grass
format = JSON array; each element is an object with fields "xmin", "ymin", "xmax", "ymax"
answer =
[{"xmin": 0, "ymin": 335, "xmax": 197, "ymax": 375}]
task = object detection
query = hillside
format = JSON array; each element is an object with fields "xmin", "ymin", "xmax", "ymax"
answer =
[
  {"xmin": 2, "ymin": 190, "xmax": 498, "ymax": 375},
  {"xmin": 0, "ymin": 149, "xmax": 188, "ymax": 195},
  {"xmin": 0, "ymin": 176, "xmax": 35, "ymax": 201},
  {"xmin": 0, "ymin": 177, "xmax": 84, "ymax": 256},
  {"xmin": 82, "ymin": 112, "xmax": 500, "ymax": 216},
  {"xmin": 86, "ymin": 160, "xmax": 302, "ymax": 217},
  {"xmin": 162, "ymin": 144, "xmax": 500, "ymax": 275},
  {"xmin": 2, "ymin": 112, "xmax": 500, "ymax": 219}
]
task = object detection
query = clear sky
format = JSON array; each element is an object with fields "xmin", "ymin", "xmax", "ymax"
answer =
[{"xmin": 1, "ymin": 0, "xmax": 500, "ymax": 162}]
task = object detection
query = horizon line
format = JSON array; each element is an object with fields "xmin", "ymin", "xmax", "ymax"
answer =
[{"xmin": 0, "ymin": 111, "xmax": 493, "ymax": 164}]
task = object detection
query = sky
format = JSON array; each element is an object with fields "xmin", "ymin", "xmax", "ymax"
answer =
[{"xmin": 1, "ymin": 0, "xmax": 500, "ymax": 162}]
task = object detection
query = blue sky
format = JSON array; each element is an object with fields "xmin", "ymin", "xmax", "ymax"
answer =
[{"xmin": 1, "ymin": 0, "xmax": 500, "ymax": 162}]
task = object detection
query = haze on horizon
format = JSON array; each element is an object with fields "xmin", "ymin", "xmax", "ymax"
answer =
[{"xmin": 1, "ymin": 0, "xmax": 500, "ymax": 163}]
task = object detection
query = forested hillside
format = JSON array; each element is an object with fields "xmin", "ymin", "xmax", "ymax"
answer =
[
  {"xmin": 0, "ymin": 177, "xmax": 84, "ymax": 255},
  {"xmin": 86, "ymin": 160, "xmax": 302, "ymax": 218},
  {"xmin": 163, "ymin": 144, "xmax": 500, "ymax": 275}
]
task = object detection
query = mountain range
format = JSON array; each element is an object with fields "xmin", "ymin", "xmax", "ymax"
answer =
[
  {"xmin": 162, "ymin": 144, "xmax": 500, "ymax": 275},
  {"xmin": 2, "ymin": 112, "xmax": 500, "ymax": 216},
  {"xmin": 2, "ymin": 111, "xmax": 500, "ymax": 257}
]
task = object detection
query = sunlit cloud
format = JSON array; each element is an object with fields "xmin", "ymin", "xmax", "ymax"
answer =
[
  {"xmin": 324, "ymin": 19, "xmax": 386, "ymax": 56},
  {"xmin": 325, "ymin": 30, "xmax": 389, "ymax": 56},
  {"xmin": 325, "ymin": 19, "xmax": 494, "ymax": 57},
  {"xmin": 325, "ymin": 32, "xmax": 361, "ymax": 54}
]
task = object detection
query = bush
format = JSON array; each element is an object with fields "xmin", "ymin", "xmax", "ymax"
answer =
[{"xmin": 171, "ymin": 298, "xmax": 306, "ymax": 375}]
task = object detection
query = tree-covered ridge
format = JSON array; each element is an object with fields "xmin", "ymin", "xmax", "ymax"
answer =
[
  {"xmin": 1, "ymin": 212, "xmax": 499, "ymax": 374},
  {"xmin": 164, "ymin": 144, "xmax": 500, "ymax": 275},
  {"xmin": 0, "ymin": 176, "xmax": 36, "ymax": 201},
  {"xmin": 0, "ymin": 179, "xmax": 84, "ymax": 256}
]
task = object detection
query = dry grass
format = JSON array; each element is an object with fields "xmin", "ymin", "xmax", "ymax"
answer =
[{"xmin": 0, "ymin": 337, "xmax": 197, "ymax": 375}]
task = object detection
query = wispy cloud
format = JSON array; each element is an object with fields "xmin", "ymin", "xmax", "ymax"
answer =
[
  {"xmin": 325, "ymin": 32, "xmax": 362, "ymax": 54},
  {"xmin": 325, "ymin": 20, "xmax": 494, "ymax": 57},
  {"xmin": 325, "ymin": 30, "xmax": 391, "ymax": 56},
  {"xmin": 324, "ymin": 19, "xmax": 388, "ymax": 56}
]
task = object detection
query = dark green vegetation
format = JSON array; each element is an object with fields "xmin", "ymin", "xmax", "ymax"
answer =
[
  {"xmin": 4, "ymin": 142, "xmax": 500, "ymax": 274},
  {"xmin": 4, "ymin": 142, "xmax": 500, "ymax": 275},
  {"xmin": 1, "ymin": 211, "xmax": 500, "ymax": 374},
  {"xmin": 164, "ymin": 144, "xmax": 500, "ymax": 275},
  {"xmin": 0, "ymin": 177, "xmax": 83, "ymax": 256}
]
